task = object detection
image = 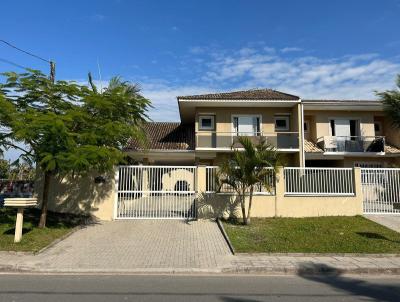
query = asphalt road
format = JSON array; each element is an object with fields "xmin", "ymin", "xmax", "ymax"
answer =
[{"xmin": 0, "ymin": 274, "xmax": 399, "ymax": 302}]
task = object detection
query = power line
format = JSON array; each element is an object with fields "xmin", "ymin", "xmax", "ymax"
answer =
[
  {"xmin": 0, "ymin": 57, "xmax": 28, "ymax": 70},
  {"xmin": 0, "ymin": 39, "xmax": 50, "ymax": 63}
]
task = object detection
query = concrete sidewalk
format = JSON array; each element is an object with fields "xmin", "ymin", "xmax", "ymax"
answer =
[
  {"xmin": 1, "ymin": 252, "xmax": 400, "ymax": 275},
  {"xmin": 224, "ymin": 254, "xmax": 400, "ymax": 275}
]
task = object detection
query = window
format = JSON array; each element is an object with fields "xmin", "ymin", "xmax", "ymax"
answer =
[
  {"xmin": 274, "ymin": 116, "xmax": 290, "ymax": 131},
  {"xmin": 374, "ymin": 121, "xmax": 382, "ymax": 135},
  {"xmin": 354, "ymin": 162, "xmax": 383, "ymax": 168},
  {"xmin": 304, "ymin": 121, "xmax": 309, "ymax": 132},
  {"xmin": 329, "ymin": 119, "xmax": 359, "ymax": 138},
  {"xmin": 199, "ymin": 115, "xmax": 215, "ymax": 130},
  {"xmin": 232, "ymin": 115, "xmax": 261, "ymax": 136}
]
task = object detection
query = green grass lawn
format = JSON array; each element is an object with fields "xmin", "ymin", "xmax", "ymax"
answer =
[
  {"xmin": 0, "ymin": 207, "xmax": 86, "ymax": 252},
  {"xmin": 222, "ymin": 216, "xmax": 400, "ymax": 254}
]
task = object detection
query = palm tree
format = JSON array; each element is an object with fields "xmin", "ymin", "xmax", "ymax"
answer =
[
  {"xmin": 377, "ymin": 74, "xmax": 400, "ymax": 129},
  {"xmin": 217, "ymin": 136, "xmax": 281, "ymax": 225}
]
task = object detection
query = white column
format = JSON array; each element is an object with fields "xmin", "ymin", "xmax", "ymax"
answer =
[{"xmin": 14, "ymin": 208, "xmax": 24, "ymax": 243}]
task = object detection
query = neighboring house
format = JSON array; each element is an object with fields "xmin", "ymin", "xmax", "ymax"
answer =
[{"xmin": 126, "ymin": 89, "xmax": 400, "ymax": 168}]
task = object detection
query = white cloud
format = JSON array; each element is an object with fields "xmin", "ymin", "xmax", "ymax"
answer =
[
  {"xmin": 73, "ymin": 47, "xmax": 400, "ymax": 122},
  {"xmin": 281, "ymin": 47, "xmax": 303, "ymax": 53},
  {"xmin": 90, "ymin": 13, "xmax": 106, "ymax": 22},
  {"xmin": 140, "ymin": 81, "xmax": 212, "ymax": 121},
  {"xmin": 202, "ymin": 48, "xmax": 400, "ymax": 99}
]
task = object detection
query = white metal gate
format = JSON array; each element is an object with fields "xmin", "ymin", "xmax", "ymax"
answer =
[
  {"xmin": 361, "ymin": 168, "xmax": 400, "ymax": 214},
  {"xmin": 115, "ymin": 166, "xmax": 197, "ymax": 219}
]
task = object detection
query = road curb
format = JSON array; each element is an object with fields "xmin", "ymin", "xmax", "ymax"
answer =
[
  {"xmin": 1, "ymin": 265, "xmax": 400, "ymax": 276},
  {"xmin": 216, "ymin": 218, "xmax": 235, "ymax": 255}
]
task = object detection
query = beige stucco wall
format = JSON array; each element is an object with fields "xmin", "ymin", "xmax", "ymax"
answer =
[
  {"xmin": 383, "ymin": 119, "xmax": 400, "ymax": 148},
  {"xmin": 197, "ymin": 193, "xmax": 276, "ymax": 219},
  {"xmin": 36, "ymin": 170, "xmax": 116, "ymax": 221},
  {"xmin": 196, "ymin": 166, "xmax": 363, "ymax": 218},
  {"xmin": 195, "ymin": 107, "xmax": 297, "ymax": 133},
  {"xmin": 304, "ymin": 110, "xmax": 376, "ymax": 142}
]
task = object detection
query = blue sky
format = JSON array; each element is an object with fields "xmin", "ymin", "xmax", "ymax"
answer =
[{"xmin": 1, "ymin": 0, "xmax": 400, "ymax": 125}]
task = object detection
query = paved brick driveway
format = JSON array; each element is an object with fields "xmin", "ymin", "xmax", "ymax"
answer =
[{"xmin": 30, "ymin": 220, "xmax": 233, "ymax": 272}]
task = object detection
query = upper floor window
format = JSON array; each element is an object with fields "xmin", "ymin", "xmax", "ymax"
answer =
[
  {"xmin": 274, "ymin": 115, "xmax": 290, "ymax": 131},
  {"xmin": 304, "ymin": 121, "xmax": 309, "ymax": 133},
  {"xmin": 374, "ymin": 121, "xmax": 382, "ymax": 136},
  {"xmin": 199, "ymin": 115, "xmax": 215, "ymax": 130},
  {"xmin": 232, "ymin": 115, "xmax": 261, "ymax": 136},
  {"xmin": 329, "ymin": 119, "xmax": 359, "ymax": 137}
]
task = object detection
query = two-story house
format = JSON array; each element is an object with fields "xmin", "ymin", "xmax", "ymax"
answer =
[{"xmin": 126, "ymin": 89, "xmax": 400, "ymax": 168}]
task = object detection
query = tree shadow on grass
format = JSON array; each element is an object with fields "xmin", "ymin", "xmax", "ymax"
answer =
[
  {"xmin": 297, "ymin": 263, "xmax": 400, "ymax": 302},
  {"xmin": 1, "ymin": 207, "xmax": 95, "ymax": 230},
  {"xmin": 3, "ymin": 227, "xmax": 32, "ymax": 235},
  {"xmin": 356, "ymin": 232, "xmax": 400, "ymax": 244}
]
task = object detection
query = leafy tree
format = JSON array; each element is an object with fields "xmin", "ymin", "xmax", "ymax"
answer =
[
  {"xmin": 0, "ymin": 159, "xmax": 9, "ymax": 179},
  {"xmin": 0, "ymin": 69, "xmax": 150, "ymax": 227},
  {"xmin": 217, "ymin": 137, "xmax": 281, "ymax": 225},
  {"xmin": 377, "ymin": 74, "xmax": 400, "ymax": 129}
]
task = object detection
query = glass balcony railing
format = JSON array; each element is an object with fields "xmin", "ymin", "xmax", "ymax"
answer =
[
  {"xmin": 319, "ymin": 136, "xmax": 385, "ymax": 153},
  {"xmin": 196, "ymin": 131, "xmax": 299, "ymax": 150}
]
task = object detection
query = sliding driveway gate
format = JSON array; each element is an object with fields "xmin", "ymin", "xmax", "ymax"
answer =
[
  {"xmin": 361, "ymin": 168, "xmax": 400, "ymax": 214},
  {"xmin": 115, "ymin": 166, "xmax": 197, "ymax": 219}
]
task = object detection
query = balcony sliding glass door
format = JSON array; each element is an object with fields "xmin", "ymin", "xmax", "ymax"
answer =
[{"xmin": 233, "ymin": 115, "xmax": 260, "ymax": 136}]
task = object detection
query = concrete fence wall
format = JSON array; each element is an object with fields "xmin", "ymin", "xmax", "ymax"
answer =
[
  {"xmin": 39, "ymin": 166, "xmax": 363, "ymax": 221},
  {"xmin": 196, "ymin": 166, "xmax": 363, "ymax": 219},
  {"xmin": 36, "ymin": 171, "xmax": 116, "ymax": 221}
]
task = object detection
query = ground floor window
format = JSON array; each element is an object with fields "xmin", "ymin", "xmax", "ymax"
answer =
[{"xmin": 354, "ymin": 162, "xmax": 383, "ymax": 168}]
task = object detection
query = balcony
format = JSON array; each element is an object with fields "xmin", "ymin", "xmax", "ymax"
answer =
[
  {"xmin": 319, "ymin": 136, "xmax": 385, "ymax": 153},
  {"xmin": 196, "ymin": 131, "xmax": 299, "ymax": 150}
]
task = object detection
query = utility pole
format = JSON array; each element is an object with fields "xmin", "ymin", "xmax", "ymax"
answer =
[{"xmin": 49, "ymin": 61, "xmax": 55, "ymax": 83}]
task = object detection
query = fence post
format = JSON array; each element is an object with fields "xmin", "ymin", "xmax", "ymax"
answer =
[
  {"xmin": 112, "ymin": 166, "xmax": 119, "ymax": 220},
  {"xmin": 274, "ymin": 166, "xmax": 285, "ymax": 217},
  {"xmin": 353, "ymin": 167, "xmax": 363, "ymax": 214},
  {"xmin": 196, "ymin": 165, "xmax": 207, "ymax": 194}
]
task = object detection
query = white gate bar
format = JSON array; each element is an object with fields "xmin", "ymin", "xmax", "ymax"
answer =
[
  {"xmin": 284, "ymin": 167, "xmax": 355, "ymax": 195},
  {"xmin": 361, "ymin": 168, "xmax": 400, "ymax": 214},
  {"xmin": 116, "ymin": 166, "xmax": 197, "ymax": 219}
]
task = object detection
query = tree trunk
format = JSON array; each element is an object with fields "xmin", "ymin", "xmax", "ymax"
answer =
[
  {"xmin": 246, "ymin": 186, "xmax": 254, "ymax": 225},
  {"xmin": 240, "ymin": 192, "xmax": 247, "ymax": 225},
  {"xmin": 38, "ymin": 170, "xmax": 52, "ymax": 228}
]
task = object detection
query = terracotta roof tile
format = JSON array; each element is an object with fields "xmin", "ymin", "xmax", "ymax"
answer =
[
  {"xmin": 126, "ymin": 122, "xmax": 194, "ymax": 151},
  {"xmin": 385, "ymin": 143, "xmax": 400, "ymax": 154},
  {"xmin": 178, "ymin": 89, "xmax": 299, "ymax": 101},
  {"xmin": 304, "ymin": 139, "xmax": 324, "ymax": 153}
]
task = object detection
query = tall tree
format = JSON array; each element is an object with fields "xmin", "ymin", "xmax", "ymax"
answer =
[
  {"xmin": 217, "ymin": 137, "xmax": 281, "ymax": 225},
  {"xmin": 377, "ymin": 74, "xmax": 400, "ymax": 129},
  {"xmin": 0, "ymin": 69, "xmax": 151, "ymax": 227}
]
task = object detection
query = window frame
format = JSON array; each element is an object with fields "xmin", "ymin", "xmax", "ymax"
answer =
[
  {"xmin": 274, "ymin": 115, "xmax": 290, "ymax": 132},
  {"xmin": 231, "ymin": 114, "xmax": 262, "ymax": 136},
  {"xmin": 198, "ymin": 115, "xmax": 215, "ymax": 131},
  {"xmin": 374, "ymin": 121, "xmax": 382, "ymax": 135},
  {"xmin": 304, "ymin": 120, "xmax": 310, "ymax": 133}
]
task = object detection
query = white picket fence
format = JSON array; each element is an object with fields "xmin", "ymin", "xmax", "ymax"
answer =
[
  {"xmin": 205, "ymin": 166, "xmax": 276, "ymax": 195},
  {"xmin": 284, "ymin": 167, "xmax": 355, "ymax": 195},
  {"xmin": 361, "ymin": 168, "xmax": 400, "ymax": 214}
]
